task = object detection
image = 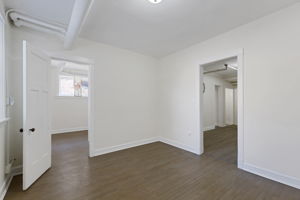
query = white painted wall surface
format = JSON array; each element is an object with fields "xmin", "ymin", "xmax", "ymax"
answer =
[
  {"xmin": 0, "ymin": 0, "xmax": 5, "ymax": 191},
  {"xmin": 233, "ymin": 88, "xmax": 238, "ymax": 125},
  {"xmin": 203, "ymin": 75, "xmax": 233, "ymax": 130},
  {"xmin": 0, "ymin": 124, "xmax": 6, "ymax": 197},
  {"xmin": 49, "ymin": 67, "xmax": 88, "ymax": 133},
  {"xmin": 225, "ymin": 88, "xmax": 234, "ymax": 125},
  {"xmin": 158, "ymin": 3, "xmax": 300, "ymax": 181},
  {"xmin": 8, "ymin": 26, "xmax": 159, "ymax": 164}
]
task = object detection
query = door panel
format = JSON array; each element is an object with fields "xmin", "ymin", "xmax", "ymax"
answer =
[{"xmin": 23, "ymin": 40, "xmax": 51, "ymax": 190}]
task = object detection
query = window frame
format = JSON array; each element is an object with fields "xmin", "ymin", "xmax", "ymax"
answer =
[
  {"xmin": 58, "ymin": 73, "xmax": 75, "ymax": 97},
  {"xmin": 58, "ymin": 72, "xmax": 88, "ymax": 98}
]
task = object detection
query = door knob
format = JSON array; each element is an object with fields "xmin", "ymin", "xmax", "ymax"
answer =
[
  {"xmin": 20, "ymin": 128, "xmax": 23, "ymax": 133},
  {"xmin": 29, "ymin": 128, "xmax": 35, "ymax": 132}
]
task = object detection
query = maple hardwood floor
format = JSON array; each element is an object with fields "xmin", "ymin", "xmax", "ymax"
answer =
[{"xmin": 5, "ymin": 128, "xmax": 300, "ymax": 200}]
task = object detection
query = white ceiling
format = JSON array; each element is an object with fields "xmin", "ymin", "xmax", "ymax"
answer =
[
  {"xmin": 4, "ymin": 0, "xmax": 300, "ymax": 57},
  {"xmin": 4, "ymin": 0, "xmax": 75, "ymax": 26},
  {"xmin": 81, "ymin": 0, "xmax": 299, "ymax": 57}
]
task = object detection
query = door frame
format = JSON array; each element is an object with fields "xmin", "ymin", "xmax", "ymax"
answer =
[
  {"xmin": 195, "ymin": 49, "xmax": 244, "ymax": 168},
  {"xmin": 47, "ymin": 54, "xmax": 95, "ymax": 157}
]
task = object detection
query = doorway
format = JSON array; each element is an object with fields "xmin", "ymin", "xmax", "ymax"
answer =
[
  {"xmin": 48, "ymin": 56, "xmax": 95, "ymax": 158},
  {"xmin": 21, "ymin": 41, "xmax": 95, "ymax": 190},
  {"xmin": 196, "ymin": 50, "xmax": 244, "ymax": 168}
]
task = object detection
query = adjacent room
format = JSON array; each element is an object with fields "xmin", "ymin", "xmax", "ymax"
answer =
[
  {"xmin": 202, "ymin": 57, "xmax": 238, "ymax": 165},
  {"xmin": 1, "ymin": 0, "xmax": 300, "ymax": 199},
  {"xmin": 49, "ymin": 59, "xmax": 91, "ymax": 166},
  {"xmin": 50, "ymin": 59, "xmax": 89, "ymax": 135}
]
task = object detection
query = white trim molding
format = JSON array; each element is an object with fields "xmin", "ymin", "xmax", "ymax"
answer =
[
  {"xmin": 203, "ymin": 125, "xmax": 215, "ymax": 132},
  {"xmin": 196, "ymin": 49, "xmax": 245, "ymax": 167},
  {"xmin": 11, "ymin": 165, "xmax": 22, "ymax": 176},
  {"xmin": 51, "ymin": 127, "xmax": 88, "ymax": 134},
  {"xmin": 242, "ymin": 163, "xmax": 300, "ymax": 189},
  {"xmin": 0, "ymin": 175, "xmax": 12, "ymax": 200},
  {"xmin": 91, "ymin": 137, "xmax": 160, "ymax": 157},
  {"xmin": 159, "ymin": 137, "xmax": 197, "ymax": 154},
  {"xmin": 0, "ymin": 165, "xmax": 22, "ymax": 200},
  {"xmin": 91, "ymin": 137, "xmax": 199, "ymax": 157}
]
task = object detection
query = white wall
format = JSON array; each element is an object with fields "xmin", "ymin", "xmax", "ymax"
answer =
[
  {"xmin": 233, "ymin": 88, "xmax": 238, "ymax": 125},
  {"xmin": 8, "ymin": 26, "xmax": 159, "ymax": 164},
  {"xmin": 203, "ymin": 75, "xmax": 233, "ymax": 130},
  {"xmin": 49, "ymin": 67, "xmax": 88, "ymax": 133},
  {"xmin": 158, "ymin": 3, "xmax": 300, "ymax": 183},
  {"xmin": 225, "ymin": 88, "xmax": 234, "ymax": 125},
  {"xmin": 0, "ymin": 124, "xmax": 6, "ymax": 198},
  {"xmin": 0, "ymin": 1, "xmax": 5, "ymax": 194}
]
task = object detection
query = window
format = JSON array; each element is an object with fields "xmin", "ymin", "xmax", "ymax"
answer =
[
  {"xmin": 51, "ymin": 59, "xmax": 89, "ymax": 98},
  {"xmin": 59, "ymin": 73, "xmax": 89, "ymax": 97},
  {"xmin": 0, "ymin": 14, "xmax": 5, "ymax": 119}
]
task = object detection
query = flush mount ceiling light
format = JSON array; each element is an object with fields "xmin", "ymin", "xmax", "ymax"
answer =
[{"xmin": 148, "ymin": 0, "xmax": 162, "ymax": 4}]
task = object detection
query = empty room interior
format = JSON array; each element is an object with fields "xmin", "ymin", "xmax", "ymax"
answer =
[{"xmin": 0, "ymin": 0, "xmax": 300, "ymax": 199}]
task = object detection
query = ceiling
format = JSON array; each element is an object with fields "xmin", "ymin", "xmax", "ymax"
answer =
[
  {"xmin": 51, "ymin": 59, "xmax": 89, "ymax": 76},
  {"xmin": 203, "ymin": 57, "xmax": 237, "ymax": 82},
  {"xmin": 4, "ymin": 0, "xmax": 75, "ymax": 26},
  {"xmin": 4, "ymin": 0, "xmax": 300, "ymax": 57}
]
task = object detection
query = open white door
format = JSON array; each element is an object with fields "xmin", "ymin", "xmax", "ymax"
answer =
[{"xmin": 22, "ymin": 40, "xmax": 51, "ymax": 190}]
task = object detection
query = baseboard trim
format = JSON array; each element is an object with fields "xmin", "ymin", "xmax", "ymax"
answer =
[
  {"xmin": 0, "ymin": 165, "xmax": 23, "ymax": 200},
  {"xmin": 159, "ymin": 137, "xmax": 197, "ymax": 154},
  {"xmin": 203, "ymin": 126, "xmax": 215, "ymax": 131},
  {"xmin": 242, "ymin": 163, "xmax": 300, "ymax": 189},
  {"xmin": 92, "ymin": 136, "xmax": 198, "ymax": 157},
  {"xmin": 0, "ymin": 176, "xmax": 13, "ymax": 200},
  {"xmin": 92, "ymin": 137, "xmax": 160, "ymax": 157},
  {"xmin": 11, "ymin": 165, "xmax": 22, "ymax": 176},
  {"xmin": 51, "ymin": 127, "xmax": 88, "ymax": 134}
]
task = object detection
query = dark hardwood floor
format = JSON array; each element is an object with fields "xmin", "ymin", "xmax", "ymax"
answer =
[{"xmin": 5, "ymin": 128, "xmax": 300, "ymax": 200}]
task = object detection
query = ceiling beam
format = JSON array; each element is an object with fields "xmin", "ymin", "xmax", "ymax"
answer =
[{"xmin": 64, "ymin": 0, "xmax": 94, "ymax": 49}]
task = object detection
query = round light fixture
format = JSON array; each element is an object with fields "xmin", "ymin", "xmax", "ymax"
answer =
[{"xmin": 148, "ymin": 0, "xmax": 162, "ymax": 4}]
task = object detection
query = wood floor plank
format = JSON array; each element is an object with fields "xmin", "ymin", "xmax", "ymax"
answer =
[{"xmin": 4, "ymin": 128, "xmax": 300, "ymax": 200}]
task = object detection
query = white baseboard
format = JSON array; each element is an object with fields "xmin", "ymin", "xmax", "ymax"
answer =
[
  {"xmin": 0, "ymin": 176, "xmax": 13, "ymax": 200},
  {"xmin": 0, "ymin": 165, "xmax": 23, "ymax": 200},
  {"xmin": 92, "ymin": 136, "xmax": 198, "ymax": 157},
  {"xmin": 51, "ymin": 127, "xmax": 88, "ymax": 134},
  {"xmin": 92, "ymin": 137, "xmax": 160, "ymax": 157},
  {"xmin": 242, "ymin": 163, "xmax": 300, "ymax": 189},
  {"xmin": 159, "ymin": 137, "xmax": 197, "ymax": 154},
  {"xmin": 203, "ymin": 125, "xmax": 215, "ymax": 131},
  {"xmin": 11, "ymin": 165, "xmax": 22, "ymax": 176}
]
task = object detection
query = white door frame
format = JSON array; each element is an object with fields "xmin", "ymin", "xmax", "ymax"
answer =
[
  {"xmin": 47, "ymin": 54, "xmax": 95, "ymax": 157},
  {"xmin": 195, "ymin": 49, "xmax": 244, "ymax": 168}
]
